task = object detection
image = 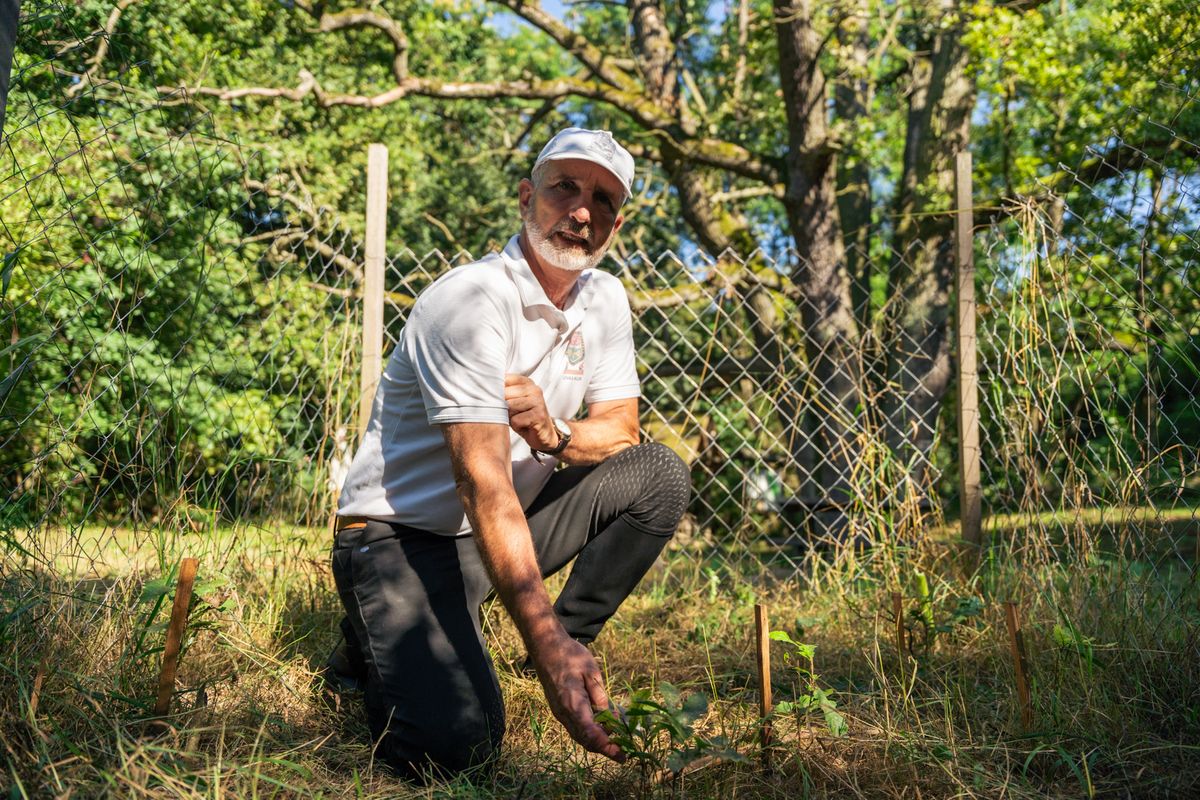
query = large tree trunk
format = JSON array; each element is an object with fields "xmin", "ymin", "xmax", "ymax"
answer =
[
  {"xmin": 834, "ymin": 0, "xmax": 874, "ymax": 333},
  {"xmin": 886, "ymin": 0, "xmax": 975, "ymax": 497},
  {"xmin": 774, "ymin": 0, "xmax": 862, "ymax": 539}
]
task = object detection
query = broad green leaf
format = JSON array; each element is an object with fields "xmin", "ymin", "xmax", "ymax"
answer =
[
  {"xmin": 769, "ymin": 629, "xmax": 797, "ymax": 645},
  {"xmin": 139, "ymin": 577, "xmax": 174, "ymax": 604},
  {"xmin": 680, "ymin": 691, "xmax": 708, "ymax": 724}
]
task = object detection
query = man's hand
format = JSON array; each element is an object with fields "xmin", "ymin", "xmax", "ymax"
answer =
[
  {"xmin": 504, "ymin": 374, "xmax": 559, "ymax": 452},
  {"xmin": 530, "ymin": 632, "xmax": 626, "ymax": 763}
]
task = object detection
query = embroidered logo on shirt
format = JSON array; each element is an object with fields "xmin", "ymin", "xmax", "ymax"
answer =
[{"xmin": 563, "ymin": 330, "xmax": 585, "ymax": 377}]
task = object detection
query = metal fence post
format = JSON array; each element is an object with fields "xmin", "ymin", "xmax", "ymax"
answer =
[
  {"xmin": 359, "ymin": 143, "xmax": 388, "ymax": 442},
  {"xmin": 955, "ymin": 151, "xmax": 982, "ymax": 553}
]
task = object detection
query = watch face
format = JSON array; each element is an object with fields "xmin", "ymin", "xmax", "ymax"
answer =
[{"xmin": 554, "ymin": 418, "xmax": 571, "ymax": 439}]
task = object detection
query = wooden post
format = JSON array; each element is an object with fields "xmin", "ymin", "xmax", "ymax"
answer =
[
  {"xmin": 754, "ymin": 604, "xmax": 772, "ymax": 768},
  {"xmin": 955, "ymin": 151, "xmax": 982, "ymax": 554},
  {"xmin": 891, "ymin": 592, "xmax": 906, "ymax": 658},
  {"xmin": 359, "ymin": 143, "xmax": 388, "ymax": 442},
  {"xmin": 28, "ymin": 655, "xmax": 48, "ymax": 720},
  {"xmin": 154, "ymin": 558, "xmax": 199, "ymax": 717},
  {"xmin": 1003, "ymin": 600, "xmax": 1033, "ymax": 731}
]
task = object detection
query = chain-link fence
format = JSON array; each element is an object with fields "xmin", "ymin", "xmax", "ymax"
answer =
[
  {"xmin": 2, "ymin": 4, "xmax": 1199, "ymax": 795},
  {"xmin": 3, "ymin": 1, "xmax": 1196, "ymax": 595},
  {"xmin": 0, "ymin": 2, "xmax": 365, "ymax": 549},
  {"xmin": 380, "ymin": 243, "xmax": 957, "ymax": 575},
  {"xmin": 976, "ymin": 88, "xmax": 1200, "ymax": 572}
]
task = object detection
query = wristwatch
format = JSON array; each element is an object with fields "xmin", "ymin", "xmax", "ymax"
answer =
[{"xmin": 531, "ymin": 418, "xmax": 572, "ymax": 463}]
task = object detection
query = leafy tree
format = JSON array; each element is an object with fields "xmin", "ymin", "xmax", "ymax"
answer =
[
  {"xmin": 151, "ymin": 0, "xmax": 1194, "ymax": 527},
  {"xmin": 6, "ymin": 0, "xmax": 1197, "ymax": 530}
]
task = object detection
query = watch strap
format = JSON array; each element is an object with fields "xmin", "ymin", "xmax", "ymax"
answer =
[{"xmin": 532, "ymin": 418, "xmax": 571, "ymax": 461}]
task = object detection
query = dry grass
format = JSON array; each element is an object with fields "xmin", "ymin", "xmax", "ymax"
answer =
[{"xmin": 2, "ymin": 521, "xmax": 1198, "ymax": 798}]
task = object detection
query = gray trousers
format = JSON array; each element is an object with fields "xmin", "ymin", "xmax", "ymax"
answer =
[{"xmin": 330, "ymin": 442, "xmax": 690, "ymax": 781}]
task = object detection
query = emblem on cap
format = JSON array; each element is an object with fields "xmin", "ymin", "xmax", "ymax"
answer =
[{"xmin": 589, "ymin": 131, "xmax": 617, "ymax": 161}]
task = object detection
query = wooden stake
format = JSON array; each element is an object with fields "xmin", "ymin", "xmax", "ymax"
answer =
[
  {"xmin": 891, "ymin": 592, "xmax": 906, "ymax": 658},
  {"xmin": 1003, "ymin": 600, "xmax": 1033, "ymax": 731},
  {"xmin": 955, "ymin": 150, "xmax": 983, "ymax": 557},
  {"xmin": 754, "ymin": 604, "xmax": 772, "ymax": 768},
  {"xmin": 154, "ymin": 558, "xmax": 199, "ymax": 718},
  {"xmin": 28, "ymin": 656, "xmax": 48, "ymax": 719},
  {"xmin": 359, "ymin": 143, "xmax": 388, "ymax": 443}
]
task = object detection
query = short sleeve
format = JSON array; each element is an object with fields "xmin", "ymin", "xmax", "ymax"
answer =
[
  {"xmin": 405, "ymin": 273, "xmax": 513, "ymax": 424},
  {"xmin": 584, "ymin": 281, "xmax": 641, "ymax": 404}
]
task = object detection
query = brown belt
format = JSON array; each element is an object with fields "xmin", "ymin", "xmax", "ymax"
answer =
[
  {"xmin": 333, "ymin": 516, "xmax": 427, "ymax": 549},
  {"xmin": 335, "ymin": 515, "xmax": 371, "ymax": 531}
]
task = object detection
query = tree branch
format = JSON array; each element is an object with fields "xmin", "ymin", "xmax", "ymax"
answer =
[
  {"xmin": 154, "ymin": 0, "xmax": 787, "ymax": 186},
  {"xmin": 245, "ymin": 178, "xmax": 365, "ymax": 283},
  {"xmin": 66, "ymin": 0, "xmax": 139, "ymax": 98},
  {"xmin": 318, "ymin": 9, "xmax": 408, "ymax": 84},
  {"xmin": 163, "ymin": 71, "xmax": 784, "ymax": 184},
  {"xmin": 493, "ymin": 0, "xmax": 635, "ymax": 91},
  {"xmin": 711, "ymin": 185, "xmax": 786, "ymax": 203},
  {"xmin": 305, "ymin": 279, "xmax": 417, "ymax": 308},
  {"xmin": 627, "ymin": 260, "xmax": 796, "ymax": 310},
  {"xmin": 268, "ymin": 230, "xmax": 365, "ymax": 280},
  {"xmin": 979, "ymin": 136, "xmax": 1194, "ymax": 224},
  {"xmin": 628, "ymin": 0, "xmax": 680, "ymax": 115}
]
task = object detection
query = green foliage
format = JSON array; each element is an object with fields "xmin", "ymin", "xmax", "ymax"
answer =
[
  {"xmin": 5, "ymin": 0, "xmax": 1199, "ymax": 537},
  {"xmin": 768, "ymin": 629, "xmax": 848, "ymax": 738},
  {"xmin": 938, "ymin": 595, "xmax": 985, "ymax": 634},
  {"xmin": 595, "ymin": 682, "xmax": 746, "ymax": 776}
]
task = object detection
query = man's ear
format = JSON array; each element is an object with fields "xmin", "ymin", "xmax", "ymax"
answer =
[
  {"xmin": 613, "ymin": 213, "xmax": 625, "ymax": 234},
  {"xmin": 518, "ymin": 178, "xmax": 533, "ymax": 213}
]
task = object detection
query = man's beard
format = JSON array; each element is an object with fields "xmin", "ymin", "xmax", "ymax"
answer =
[{"xmin": 522, "ymin": 206, "xmax": 611, "ymax": 273}]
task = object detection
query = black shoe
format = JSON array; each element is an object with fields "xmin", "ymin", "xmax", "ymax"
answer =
[
  {"xmin": 322, "ymin": 634, "xmax": 367, "ymax": 694},
  {"xmin": 517, "ymin": 654, "xmax": 538, "ymax": 678}
]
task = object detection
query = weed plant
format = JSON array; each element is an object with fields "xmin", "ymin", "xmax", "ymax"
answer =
[{"xmin": 1, "ymin": 521, "xmax": 1198, "ymax": 798}]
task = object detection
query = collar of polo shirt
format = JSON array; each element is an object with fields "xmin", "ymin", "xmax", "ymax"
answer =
[{"xmin": 499, "ymin": 235, "xmax": 597, "ymax": 334}]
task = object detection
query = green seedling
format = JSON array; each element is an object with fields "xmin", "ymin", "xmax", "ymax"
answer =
[
  {"xmin": 936, "ymin": 595, "xmax": 985, "ymax": 633},
  {"xmin": 914, "ymin": 571, "xmax": 936, "ymax": 635},
  {"xmin": 596, "ymin": 682, "xmax": 745, "ymax": 779},
  {"xmin": 768, "ymin": 630, "xmax": 847, "ymax": 738}
]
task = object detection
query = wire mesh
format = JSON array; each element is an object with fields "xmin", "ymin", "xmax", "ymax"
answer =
[
  {"xmin": 2, "ymin": 0, "xmax": 1195, "ymax": 593},
  {"xmin": 975, "ymin": 82, "xmax": 1200, "ymax": 575},
  {"xmin": 2, "ymin": 3, "xmax": 1199, "ymax": 796},
  {"xmin": 1, "ymin": 1, "xmax": 361, "ymax": 555},
  {"xmin": 381, "ymin": 245, "xmax": 951, "ymax": 576}
]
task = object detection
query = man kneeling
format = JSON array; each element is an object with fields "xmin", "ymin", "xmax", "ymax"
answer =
[{"xmin": 329, "ymin": 128, "xmax": 690, "ymax": 781}]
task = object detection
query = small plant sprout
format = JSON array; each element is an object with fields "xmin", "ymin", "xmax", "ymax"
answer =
[
  {"xmin": 768, "ymin": 630, "xmax": 847, "ymax": 738},
  {"xmin": 914, "ymin": 571, "xmax": 936, "ymax": 638},
  {"xmin": 595, "ymin": 682, "xmax": 745, "ymax": 782}
]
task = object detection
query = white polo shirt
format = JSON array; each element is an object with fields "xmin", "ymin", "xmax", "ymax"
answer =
[{"xmin": 337, "ymin": 234, "xmax": 641, "ymax": 535}]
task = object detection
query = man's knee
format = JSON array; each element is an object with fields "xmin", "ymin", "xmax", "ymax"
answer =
[
  {"xmin": 376, "ymin": 711, "xmax": 504, "ymax": 783},
  {"xmin": 608, "ymin": 441, "xmax": 691, "ymax": 534}
]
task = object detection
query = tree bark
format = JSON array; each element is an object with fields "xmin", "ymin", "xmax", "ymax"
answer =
[
  {"xmin": 834, "ymin": 0, "xmax": 874, "ymax": 332},
  {"xmin": 886, "ymin": 0, "xmax": 975, "ymax": 494},
  {"xmin": 773, "ymin": 0, "xmax": 862, "ymax": 534}
]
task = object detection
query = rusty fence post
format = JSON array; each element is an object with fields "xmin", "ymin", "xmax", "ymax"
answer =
[
  {"xmin": 154, "ymin": 557, "xmax": 199, "ymax": 717},
  {"xmin": 754, "ymin": 604, "xmax": 773, "ymax": 768}
]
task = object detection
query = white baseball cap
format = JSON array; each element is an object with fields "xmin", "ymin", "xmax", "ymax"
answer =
[{"xmin": 533, "ymin": 127, "xmax": 635, "ymax": 203}]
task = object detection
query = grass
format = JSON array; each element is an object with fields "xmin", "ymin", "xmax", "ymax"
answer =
[{"xmin": 2, "ymin": 520, "xmax": 1199, "ymax": 798}]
